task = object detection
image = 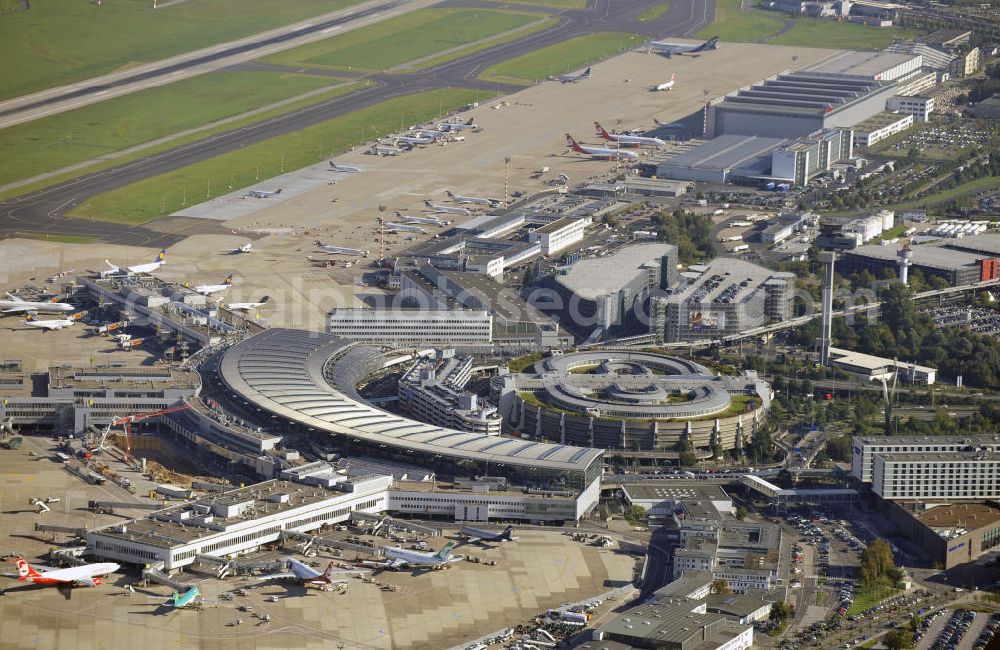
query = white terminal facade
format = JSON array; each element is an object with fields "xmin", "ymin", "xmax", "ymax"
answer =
[
  {"xmin": 327, "ymin": 308, "xmax": 493, "ymax": 346},
  {"xmin": 528, "ymin": 216, "xmax": 591, "ymax": 256}
]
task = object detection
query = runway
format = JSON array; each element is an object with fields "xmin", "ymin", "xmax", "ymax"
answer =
[{"xmin": 0, "ymin": 0, "xmax": 714, "ymax": 246}]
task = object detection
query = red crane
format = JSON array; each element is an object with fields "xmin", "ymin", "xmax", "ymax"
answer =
[{"xmin": 107, "ymin": 404, "xmax": 193, "ymax": 462}]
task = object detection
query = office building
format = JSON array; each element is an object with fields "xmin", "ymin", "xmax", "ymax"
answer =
[
  {"xmin": 873, "ymin": 451, "xmax": 1000, "ymax": 501},
  {"xmin": 528, "ymin": 216, "xmax": 591, "ymax": 256},
  {"xmin": 886, "ymin": 95, "xmax": 935, "ymax": 122},
  {"xmin": 398, "ymin": 350, "xmax": 502, "ymax": 435},
  {"xmin": 851, "ymin": 434, "xmax": 1000, "ymax": 483},
  {"xmin": 852, "ymin": 112, "xmax": 914, "ymax": 147}
]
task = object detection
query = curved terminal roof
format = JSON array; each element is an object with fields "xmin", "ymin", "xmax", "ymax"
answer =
[{"xmin": 219, "ymin": 329, "xmax": 602, "ymax": 473}]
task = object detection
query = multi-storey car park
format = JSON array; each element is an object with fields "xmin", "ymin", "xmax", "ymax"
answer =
[{"xmin": 498, "ymin": 350, "xmax": 771, "ymax": 458}]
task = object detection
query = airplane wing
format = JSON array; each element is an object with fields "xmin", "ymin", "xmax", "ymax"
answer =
[
  {"xmin": 388, "ymin": 559, "xmax": 407, "ymax": 570},
  {"xmin": 74, "ymin": 576, "xmax": 97, "ymax": 588},
  {"xmin": 5, "ymin": 293, "xmax": 24, "ymax": 302},
  {"xmin": 251, "ymin": 572, "xmax": 296, "ymax": 581}
]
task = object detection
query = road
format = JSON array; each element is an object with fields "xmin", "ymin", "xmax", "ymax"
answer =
[{"xmin": 0, "ymin": 0, "xmax": 714, "ymax": 246}]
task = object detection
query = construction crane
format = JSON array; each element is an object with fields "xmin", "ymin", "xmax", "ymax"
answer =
[{"xmin": 96, "ymin": 405, "xmax": 193, "ymax": 462}]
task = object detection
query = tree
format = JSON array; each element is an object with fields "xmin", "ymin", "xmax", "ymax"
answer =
[
  {"xmin": 769, "ymin": 601, "xmax": 792, "ymax": 625},
  {"xmin": 711, "ymin": 578, "xmax": 732, "ymax": 595},
  {"xmin": 625, "ymin": 504, "xmax": 647, "ymax": 523},
  {"xmin": 885, "ymin": 629, "xmax": 913, "ymax": 650},
  {"xmin": 735, "ymin": 506, "xmax": 749, "ymax": 521}
]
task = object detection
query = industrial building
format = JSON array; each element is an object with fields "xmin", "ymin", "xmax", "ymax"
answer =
[
  {"xmin": 827, "ymin": 347, "xmax": 937, "ymax": 384},
  {"xmin": 852, "ymin": 112, "xmax": 914, "ymax": 147},
  {"xmin": 851, "ymin": 434, "xmax": 1000, "ymax": 483},
  {"xmin": 886, "ymin": 95, "xmax": 935, "ymax": 122},
  {"xmin": 705, "ymin": 51, "xmax": 923, "ymax": 139},
  {"xmin": 761, "ymin": 211, "xmax": 817, "ymax": 245},
  {"xmin": 499, "ymin": 351, "xmax": 771, "ymax": 456},
  {"xmin": 326, "ymin": 308, "xmax": 493, "ymax": 347},
  {"xmin": 527, "ymin": 215, "xmax": 591, "ymax": 255},
  {"xmin": 621, "ymin": 483, "xmax": 733, "ymax": 522},
  {"xmin": 398, "ymin": 350, "xmax": 502, "ymax": 435},
  {"xmin": 540, "ymin": 243, "xmax": 678, "ymax": 336},
  {"xmin": 656, "ymin": 129, "xmax": 852, "ymax": 186},
  {"xmin": 815, "ymin": 211, "xmax": 898, "ymax": 250},
  {"xmin": 651, "ymin": 258, "xmax": 794, "ymax": 343},
  {"xmin": 839, "ymin": 238, "xmax": 1000, "ymax": 286}
]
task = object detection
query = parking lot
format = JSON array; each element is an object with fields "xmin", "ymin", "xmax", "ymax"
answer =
[{"xmin": 925, "ymin": 305, "xmax": 1000, "ymax": 337}]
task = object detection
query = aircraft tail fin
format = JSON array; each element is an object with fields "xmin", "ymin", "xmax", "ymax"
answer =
[
  {"xmin": 436, "ymin": 542, "xmax": 456, "ymax": 560},
  {"xmin": 446, "ymin": 191, "xmax": 455, "ymax": 198},
  {"xmin": 594, "ymin": 122, "xmax": 610, "ymax": 138},
  {"xmin": 321, "ymin": 561, "xmax": 335, "ymax": 582},
  {"xmin": 704, "ymin": 36, "xmax": 719, "ymax": 49},
  {"xmin": 582, "ymin": 67, "xmax": 592, "ymax": 77},
  {"xmin": 501, "ymin": 526, "xmax": 514, "ymax": 541},
  {"xmin": 275, "ymin": 189, "xmax": 282, "ymax": 195},
  {"xmin": 465, "ymin": 118, "xmax": 474, "ymax": 125},
  {"xmin": 14, "ymin": 557, "xmax": 41, "ymax": 580},
  {"xmin": 224, "ymin": 274, "xmax": 233, "ymax": 285},
  {"xmin": 259, "ymin": 296, "xmax": 270, "ymax": 304},
  {"xmin": 156, "ymin": 249, "xmax": 166, "ymax": 263},
  {"xmin": 24, "ymin": 314, "xmax": 35, "ymax": 322}
]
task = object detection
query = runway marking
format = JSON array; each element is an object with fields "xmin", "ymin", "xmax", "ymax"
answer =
[
  {"xmin": 320, "ymin": 26, "xmax": 342, "ymax": 34},
  {"xmin": 47, "ymin": 197, "xmax": 77, "ymax": 217}
]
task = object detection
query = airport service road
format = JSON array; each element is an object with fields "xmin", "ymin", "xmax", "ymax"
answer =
[
  {"xmin": 0, "ymin": 0, "xmax": 713, "ymax": 244},
  {"xmin": 0, "ymin": 0, "xmax": 433, "ymax": 129}
]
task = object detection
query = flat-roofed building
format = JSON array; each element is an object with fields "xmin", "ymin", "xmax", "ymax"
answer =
[
  {"xmin": 327, "ymin": 308, "xmax": 493, "ymax": 346},
  {"xmin": 887, "ymin": 95, "xmax": 935, "ymax": 121},
  {"xmin": 873, "ymin": 451, "xmax": 1000, "ymax": 501},
  {"xmin": 528, "ymin": 216, "xmax": 591, "ymax": 255},
  {"xmin": 886, "ymin": 501, "xmax": 1000, "ymax": 569},
  {"xmin": 828, "ymin": 347, "xmax": 936, "ymax": 384},
  {"xmin": 851, "ymin": 434, "xmax": 1000, "ymax": 482},
  {"xmin": 853, "ymin": 112, "xmax": 914, "ymax": 147},
  {"xmin": 594, "ymin": 599, "xmax": 754, "ymax": 650}
]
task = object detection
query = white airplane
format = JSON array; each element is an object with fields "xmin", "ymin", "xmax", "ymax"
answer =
[
  {"xmin": 396, "ymin": 134, "xmax": 435, "ymax": 146},
  {"xmin": 168, "ymin": 586, "xmax": 201, "ymax": 609},
  {"xmin": 550, "ymin": 67, "xmax": 592, "ymax": 83},
  {"xmin": 1, "ymin": 293, "xmax": 74, "ymax": 314},
  {"xmin": 367, "ymin": 542, "xmax": 463, "ymax": 571},
  {"xmin": 458, "ymin": 525, "xmax": 516, "ymax": 544},
  {"xmin": 655, "ymin": 74, "xmax": 677, "ymax": 91},
  {"xmin": 225, "ymin": 296, "xmax": 270, "ymax": 311},
  {"xmin": 226, "ymin": 243, "xmax": 253, "ymax": 254},
  {"xmin": 396, "ymin": 212, "xmax": 444, "ymax": 226},
  {"xmin": 102, "ymin": 249, "xmax": 166, "ymax": 277},
  {"xmin": 416, "ymin": 128, "xmax": 449, "ymax": 138},
  {"xmin": 564, "ymin": 133, "xmax": 639, "ymax": 160},
  {"xmin": 329, "ymin": 161, "xmax": 361, "ymax": 173},
  {"xmin": 316, "ymin": 241, "xmax": 369, "ymax": 257},
  {"xmin": 254, "ymin": 559, "xmax": 368, "ymax": 588},
  {"xmin": 446, "ymin": 191, "xmax": 502, "ymax": 208},
  {"xmin": 12, "ymin": 556, "xmax": 119, "ymax": 588},
  {"xmin": 244, "ymin": 189, "xmax": 282, "ymax": 199},
  {"xmin": 192, "ymin": 274, "xmax": 233, "ymax": 295},
  {"xmin": 440, "ymin": 118, "xmax": 477, "ymax": 131},
  {"xmin": 653, "ymin": 118, "xmax": 686, "ymax": 129},
  {"xmin": 645, "ymin": 36, "xmax": 718, "ymax": 57},
  {"xmin": 23, "ymin": 313, "xmax": 75, "ymax": 330},
  {"xmin": 594, "ymin": 123, "xmax": 665, "ymax": 147},
  {"xmin": 384, "ymin": 222, "xmax": 425, "ymax": 234},
  {"xmin": 424, "ymin": 200, "xmax": 471, "ymax": 216},
  {"xmin": 368, "ymin": 145, "xmax": 404, "ymax": 156}
]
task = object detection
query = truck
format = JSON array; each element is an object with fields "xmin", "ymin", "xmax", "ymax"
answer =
[
  {"xmin": 156, "ymin": 484, "xmax": 194, "ymax": 500},
  {"xmin": 730, "ymin": 244, "xmax": 750, "ymax": 253}
]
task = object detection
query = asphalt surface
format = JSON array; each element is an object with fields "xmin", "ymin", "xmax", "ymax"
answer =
[{"xmin": 0, "ymin": 0, "xmax": 714, "ymax": 246}]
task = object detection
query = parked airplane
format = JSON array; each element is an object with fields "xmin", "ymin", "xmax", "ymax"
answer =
[
  {"xmin": 645, "ymin": 36, "xmax": 718, "ymax": 57},
  {"xmin": 440, "ymin": 118, "xmax": 477, "ymax": 131},
  {"xmin": 368, "ymin": 145, "xmax": 404, "ymax": 156},
  {"xmin": 550, "ymin": 67, "xmax": 591, "ymax": 83},
  {"xmin": 1, "ymin": 293, "xmax": 74, "ymax": 314},
  {"xmin": 424, "ymin": 200, "xmax": 471, "ymax": 216},
  {"xmin": 416, "ymin": 129, "xmax": 449, "ymax": 138},
  {"xmin": 225, "ymin": 296, "xmax": 270, "ymax": 311},
  {"xmin": 384, "ymin": 222, "xmax": 426, "ymax": 234},
  {"xmin": 459, "ymin": 525, "xmax": 516, "ymax": 544},
  {"xmin": 101, "ymin": 249, "xmax": 167, "ymax": 277},
  {"xmin": 316, "ymin": 241, "xmax": 369, "ymax": 257},
  {"xmin": 255, "ymin": 559, "xmax": 368, "ymax": 587},
  {"xmin": 329, "ymin": 161, "xmax": 362, "ymax": 173},
  {"xmin": 446, "ymin": 191, "xmax": 502, "ymax": 208},
  {"xmin": 653, "ymin": 118, "xmax": 686, "ymax": 129},
  {"xmin": 244, "ymin": 189, "xmax": 282, "ymax": 199},
  {"xmin": 13, "ymin": 557, "xmax": 119, "ymax": 588},
  {"xmin": 396, "ymin": 212, "xmax": 444, "ymax": 226},
  {"xmin": 192, "ymin": 275, "xmax": 233, "ymax": 295},
  {"xmin": 654, "ymin": 74, "xmax": 677, "ymax": 91},
  {"xmin": 23, "ymin": 314, "xmax": 75, "ymax": 330},
  {"xmin": 396, "ymin": 135, "xmax": 435, "ymax": 146},
  {"xmin": 594, "ymin": 123, "xmax": 665, "ymax": 147},
  {"xmin": 564, "ymin": 134, "xmax": 639, "ymax": 160},
  {"xmin": 368, "ymin": 542, "xmax": 464, "ymax": 571},
  {"xmin": 169, "ymin": 586, "xmax": 201, "ymax": 609},
  {"xmin": 226, "ymin": 243, "xmax": 253, "ymax": 254}
]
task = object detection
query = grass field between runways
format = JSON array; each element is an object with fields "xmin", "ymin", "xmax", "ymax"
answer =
[
  {"xmin": 479, "ymin": 32, "xmax": 641, "ymax": 84},
  {"xmin": 262, "ymin": 8, "xmax": 542, "ymax": 72},
  {"xmin": 0, "ymin": 0, "xmax": 362, "ymax": 100},
  {"xmin": 69, "ymin": 88, "xmax": 491, "ymax": 225},
  {"xmin": 0, "ymin": 71, "xmax": 345, "ymax": 188}
]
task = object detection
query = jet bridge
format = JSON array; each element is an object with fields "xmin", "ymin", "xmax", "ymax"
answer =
[{"xmin": 280, "ymin": 530, "xmax": 383, "ymax": 557}]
